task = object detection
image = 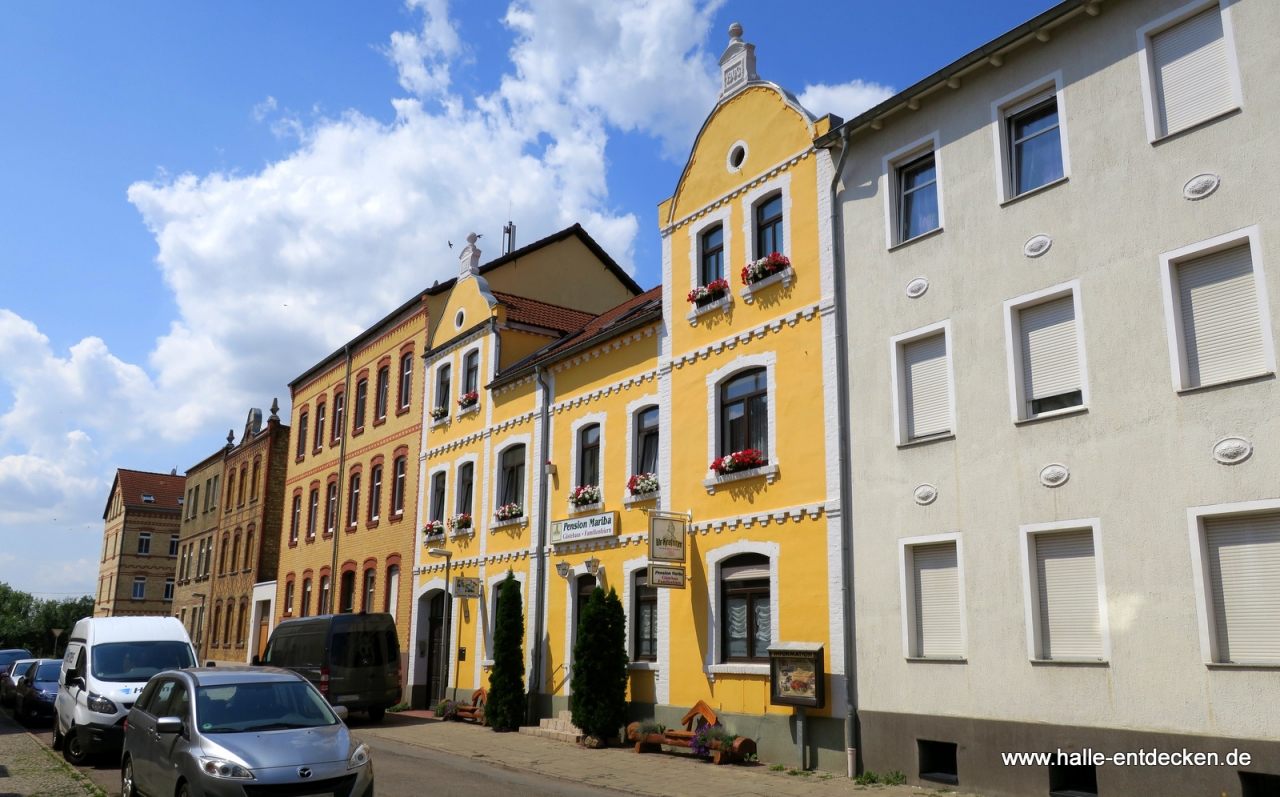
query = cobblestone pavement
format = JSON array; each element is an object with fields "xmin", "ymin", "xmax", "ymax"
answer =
[{"xmin": 0, "ymin": 710, "xmax": 98, "ymax": 797}]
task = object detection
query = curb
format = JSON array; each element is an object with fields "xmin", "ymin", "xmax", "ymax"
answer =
[{"xmin": 1, "ymin": 709, "xmax": 104, "ymax": 797}]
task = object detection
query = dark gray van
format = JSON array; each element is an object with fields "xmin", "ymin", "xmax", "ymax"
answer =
[{"xmin": 258, "ymin": 613, "xmax": 401, "ymax": 722}]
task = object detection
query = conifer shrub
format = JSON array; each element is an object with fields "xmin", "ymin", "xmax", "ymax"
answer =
[
  {"xmin": 485, "ymin": 570, "xmax": 525, "ymax": 732},
  {"xmin": 569, "ymin": 586, "xmax": 629, "ymax": 746}
]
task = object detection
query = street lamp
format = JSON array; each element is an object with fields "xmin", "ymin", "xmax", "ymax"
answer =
[
  {"xmin": 555, "ymin": 561, "xmax": 570, "ymax": 578},
  {"xmin": 427, "ymin": 548, "xmax": 452, "ymax": 705},
  {"xmin": 584, "ymin": 557, "xmax": 601, "ymax": 577}
]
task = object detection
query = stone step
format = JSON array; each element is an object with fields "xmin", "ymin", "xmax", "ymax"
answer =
[
  {"xmin": 519, "ymin": 726, "xmax": 583, "ymax": 744},
  {"xmin": 557, "ymin": 710, "xmax": 573, "ymax": 722},
  {"xmin": 537, "ymin": 717, "xmax": 582, "ymax": 733}
]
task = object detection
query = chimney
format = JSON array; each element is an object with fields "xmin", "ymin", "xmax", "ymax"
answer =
[
  {"xmin": 459, "ymin": 232, "xmax": 481, "ymax": 277},
  {"xmin": 718, "ymin": 22, "xmax": 759, "ymax": 100}
]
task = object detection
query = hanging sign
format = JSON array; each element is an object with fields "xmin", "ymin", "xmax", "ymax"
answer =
[
  {"xmin": 768, "ymin": 643, "xmax": 825, "ymax": 708},
  {"xmin": 453, "ymin": 577, "xmax": 481, "ymax": 599},
  {"xmin": 647, "ymin": 564, "xmax": 686, "ymax": 589},
  {"xmin": 647, "ymin": 514, "xmax": 687, "ymax": 563},
  {"xmin": 551, "ymin": 511, "xmax": 617, "ymax": 544}
]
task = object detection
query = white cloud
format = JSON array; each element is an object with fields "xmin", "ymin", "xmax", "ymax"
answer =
[
  {"xmin": 384, "ymin": 0, "xmax": 464, "ymax": 97},
  {"xmin": 797, "ymin": 79, "xmax": 895, "ymax": 122},
  {"xmin": 251, "ymin": 95, "xmax": 278, "ymax": 121}
]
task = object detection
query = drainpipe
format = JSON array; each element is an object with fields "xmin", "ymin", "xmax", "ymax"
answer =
[
  {"xmin": 328, "ymin": 344, "xmax": 354, "ymax": 613},
  {"xmin": 528, "ymin": 365, "xmax": 552, "ymax": 725},
  {"xmin": 829, "ymin": 126, "xmax": 861, "ymax": 779}
]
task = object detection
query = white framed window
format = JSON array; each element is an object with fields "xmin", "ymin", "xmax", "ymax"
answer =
[
  {"xmin": 1002, "ymin": 280, "xmax": 1089, "ymax": 422},
  {"xmin": 625, "ymin": 394, "xmax": 660, "ymax": 482},
  {"xmin": 703, "ymin": 540, "xmax": 779, "ymax": 676},
  {"xmin": 168, "ymin": 534, "xmax": 179, "ymax": 557},
  {"xmin": 1018, "ymin": 519, "xmax": 1110, "ymax": 663},
  {"xmin": 889, "ymin": 320, "xmax": 955, "ymax": 446},
  {"xmin": 492, "ymin": 434, "xmax": 532, "ymax": 516},
  {"xmin": 704, "ymin": 353, "xmax": 778, "ymax": 471},
  {"xmin": 1159, "ymin": 226, "xmax": 1274, "ymax": 391},
  {"xmin": 1137, "ymin": 0, "xmax": 1242, "ymax": 142},
  {"xmin": 163, "ymin": 578, "xmax": 175, "ymax": 601},
  {"xmin": 883, "ymin": 133, "xmax": 944, "ymax": 248},
  {"xmin": 686, "ymin": 205, "xmax": 732, "ymax": 293},
  {"xmin": 132, "ymin": 577, "xmax": 147, "ymax": 600},
  {"xmin": 1186, "ymin": 499, "xmax": 1280, "ymax": 666},
  {"xmin": 898, "ymin": 533, "xmax": 966, "ymax": 660},
  {"xmin": 137, "ymin": 532, "xmax": 152, "ymax": 556},
  {"xmin": 990, "ymin": 72, "xmax": 1071, "ymax": 203},
  {"xmin": 741, "ymin": 174, "xmax": 792, "ymax": 264}
]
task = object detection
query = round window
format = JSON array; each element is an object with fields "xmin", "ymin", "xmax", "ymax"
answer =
[
  {"xmin": 727, "ymin": 141, "xmax": 748, "ymax": 172},
  {"xmin": 454, "ymin": 309, "xmax": 465, "ymax": 329}
]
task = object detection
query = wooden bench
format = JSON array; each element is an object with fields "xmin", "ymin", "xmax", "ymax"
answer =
[
  {"xmin": 661, "ymin": 700, "xmax": 717, "ymax": 748},
  {"xmin": 625, "ymin": 700, "xmax": 757, "ymax": 763},
  {"xmin": 454, "ymin": 688, "xmax": 486, "ymax": 723}
]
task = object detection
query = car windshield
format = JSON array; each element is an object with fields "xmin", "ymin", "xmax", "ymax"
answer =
[
  {"xmin": 196, "ymin": 681, "xmax": 338, "ymax": 733},
  {"xmin": 36, "ymin": 661, "xmax": 61, "ymax": 681},
  {"xmin": 90, "ymin": 642, "xmax": 195, "ymax": 682},
  {"xmin": 0, "ymin": 652, "xmax": 30, "ymax": 669}
]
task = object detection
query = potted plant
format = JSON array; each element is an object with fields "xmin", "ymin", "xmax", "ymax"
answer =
[
  {"xmin": 741, "ymin": 252, "xmax": 791, "ymax": 286},
  {"xmin": 711, "ymin": 448, "xmax": 765, "ymax": 475},
  {"xmin": 687, "ymin": 278, "xmax": 730, "ymax": 307},
  {"xmin": 435, "ymin": 699, "xmax": 460, "ymax": 721},
  {"xmin": 569, "ymin": 485, "xmax": 601, "ymax": 507},
  {"xmin": 626, "ymin": 719, "xmax": 666, "ymax": 753},
  {"xmin": 690, "ymin": 723, "xmax": 756, "ymax": 764},
  {"xmin": 627, "ymin": 472, "xmax": 659, "ymax": 496},
  {"xmin": 430, "ymin": 405, "xmax": 449, "ymax": 421},
  {"xmin": 422, "ymin": 519, "xmax": 444, "ymax": 537},
  {"xmin": 448, "ymin": 513, "xmax": 472, "ymax": 532},
  {"xmin": 494, "ymin": 503, "xmax": 523, "ymax": 521},
  {"xmin": 457, "ymin": 390, "xmax": 479, "ymax": 410}
]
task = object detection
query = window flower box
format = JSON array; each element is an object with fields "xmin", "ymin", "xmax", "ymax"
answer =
[
  {"xmin": 711, "ymin": 449, "xmax": 765, "ymax": 475},
  {"xmin": 687, "ymin": 278, "xmax": 729, "ymax": 307},
  {"xmin": 627, "ymin": 473, "xmax": 659, "ymax": 497},
  {"xmin": 494, "ymin": 503, "xmax": 523, "ymax": 521},
  {"xmin": 457, "ymin": 391, "xmax": 479, "ymax": 410},
  {"xmin": 742, "ymin": 252, "xmax": 790, "ymax": 286},
  {"xmin": 568, "ymin": 485, "xmax": 601, "ymax": 508},
  {"xmin": 448, "ymin": 513, "xmax": 472, "ymax": 531},
  {"xmin": 430, "ymin": 405, "xmax": 450, "ymax": 422},
  {"xmin": 422, "ymin": 520, "xmax": 444, "ymax": 538}
]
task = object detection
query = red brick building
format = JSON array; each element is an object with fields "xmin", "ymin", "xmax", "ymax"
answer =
[{"xmin": 95, "ymin": 469, "xmax": 185, "ymax": 617}]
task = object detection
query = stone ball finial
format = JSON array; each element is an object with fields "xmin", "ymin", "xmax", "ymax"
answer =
[
  {"xmin": 466, "ymin": 232, "xmax": 478, "ymax": 245},
  {"xmin": 728, "ymin": 22, "xmax": 743, "ymax": 39}
]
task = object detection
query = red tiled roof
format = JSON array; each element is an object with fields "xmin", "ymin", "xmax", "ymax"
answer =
[
  {"xmin": 500, "ymin": 286, "xmax": 663, "ymax": 375},
  {"xmin": 490, "ymin": 291, "xmax": 597, "ymax": 335},
  {"xmin": 116, "ymin": 468, "xmax": 187, "ymax": 512}
]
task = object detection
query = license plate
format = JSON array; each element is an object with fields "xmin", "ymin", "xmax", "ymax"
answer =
[{"xmin": 337, "ymin": 695, "xmax": 360, "ymax": 702}]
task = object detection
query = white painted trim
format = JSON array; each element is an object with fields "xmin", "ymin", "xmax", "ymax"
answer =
[
  {"xmin": 888, "ymin": 319, "xmax": 956, "ymax": 446},
  {"xmin": 897, "ymin": 533, "xmax": 967, "ymax": 660},
  {"xmin": 1185, "ymin": 497, "xmax": 1280, "ymax": 664},
  {"xmin": 740, "ymin": 172, "xmax": 793, "ymax": 264},
  {"xmin": 1018, "ymin": 518, "xmax": 1111, "ymax": 663},
  {"xmin": 704, "ymin": 540, "xmax": 780, "ymax": 673},
  {"xmin": 990, "ymin": 71, "xmax": 1071, "ymax": 204},
  {"xmin": 561, "ymin": 560, "xmax": 605, "ymax": 695},
  {"xmin": 480, "ymin": 568, "xmax": 526, "ymax": 667},
  {"xmin": 725, "ymin": 139, "xmax": 749, "ymax": 174},
  {"xmin": 430, "ymin": 360, "xmax": 453, "ymax": 414},
  {"xmin": 704, "ymin": 351, "xmax": 779, "ymax": 473},
  {"xmin": 568, "ymin": 411, "xmax": 607, "ymax": 494},
  {"xmin": 687, "ymin": 205, "xmax": 733, "ymax": 294},
  {"xmin": 1001, "ymin": 279, "xmax": 1089, "ymax": 422},
  {"xmin": 621, "ymin": 556, "xmax": 651, "ymax": 666},
  {"xmin": 1158, "ymin": 225, "xmax": 1275, "ymax": 391},
  {"xmin": 881, "ymin": 132, "xmax": 944, "ymax": 249},
  {"xmin": 491, "ymin": 433, "xmax": 533, "ymax": 520},
  {"xmin": 624, "ymin": 394, "xmax": 659, "ymax": 501},
  {"xmin": 452, "ymin": 452, "xmax": 479, "ymax": 520},
  {"xmin": 424, "ymin": 461, "xmax": 450, "ymax": 531},
  {"xmin": 408, "ymin": 577, "xmax": 450, "ymax": 697},
  {"xmin": 1136, "ymin": 0, "xmax": 1243, "ymax": 143}
]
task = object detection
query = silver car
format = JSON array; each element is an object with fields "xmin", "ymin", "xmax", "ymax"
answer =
[{"xmin": 121, "ymin": 667, "xmax": 373, "ymax": 797}]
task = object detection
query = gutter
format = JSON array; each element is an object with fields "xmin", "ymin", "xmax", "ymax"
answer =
[
  {"xmin": 327, "ymin": 344, "xmax": 354, "ymax": 613},
  {"xmin": 829, "ymin": 127, "xmax": 861, "ymax": 779},
  {"xmin": 528, "ymin": 365, "xmax": 552, "ymax": 725}
]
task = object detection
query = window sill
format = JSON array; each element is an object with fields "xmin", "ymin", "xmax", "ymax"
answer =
[
  {"xmin": 304, "ymin": 536, "xmax": 316, "ymax": 545},
  {"xmin": 897, "ymin": 433, "xmax": 955, "ymax": 449},
  {"xmin": 1000, "ymin": 176, "xmax": 1068, "ymax": 207},
  {"xmin": 1205, "ymin": 662, "xmax": 1280, "ymax": 670},
  {"xmin": 449, "ymin": 528, "xmax": 475, "ymax": 541},
  {"xmin": 455, "ymin": 404, "xmax": 480, "ymax": 421},
  {"xmin": 344, "ymin": 524, "xmax": 358, "ymax": 534},
  {"xmin": 568, "ymin": 500, "xmax": 604, "ymax": 514},
  {"xmin": 373, "ymin": 417, "xmax": 387, "ymax": 428},
  {"xmin": 352, "ymin": 427, "xmax": 365, "ymax": 438},
  {"xmin": 739, "ymin": 267, "xmax": 794, "ymax": 305},
  {"xmin": 705, "ymin": 663, "xmax": 769, "ymax": 678},
  {"xmin": 888, "ymin": 226, "xmax": 944, "ymax": 252},
  {"xmin": 396, "ymin": 405, "xmax": 411, "ymax": 418},
  {"xmin": 481, "ymin": 659, "xmax": 495, "ymax": 668},
  {"xmin": 905, "ymin": 656, "xmax": 966, "ymax": 663},
  {"xmin": 288, "ymin": 540, "xmax": 298, "ymax": 548},
  {"xmin": 430, "ymin": 414, "xmax": 450, "ymax": 429},
  {"xmin": 685, "ymin": 294, "xmax": 732, "ymax": 325},
  {"xmin": 1014, "ymin": 405, "xmax": 1088, "ymax": 425},
  {"xmin": 624, "ymin": 492, "xmax": 659, "ymax": 509},
  {"xmin": 366, "ymin": 520, "xmax": 379, "ymax": 529},
  {"xmin": 1177, "ymin": 371, "xmax": 1274, "ymax": 395},
  {"xmin": 1029, "ymin": 658, "xmax": 1109, "ymax": 667},
  {"xmin": 388, "ymin": 512, "xmax": 405, "ymax": 523},
  {"xmin": 491, "ymin": 516, "xmax": 527, "ymax": 532},
  {"xmin": 1151, "ymin": 106, "xmax": 1240, "ymax": 145},
  {"xmin": 312, "ymin": 448, "xmax": 324, "ymax": 456},
  {"xmin": 702, "ymin": 463, "xmax": 778, "ymax": 494},
  {"xmin": 628, "ymin": 661, "xmax": 659, "ymax": 671}
]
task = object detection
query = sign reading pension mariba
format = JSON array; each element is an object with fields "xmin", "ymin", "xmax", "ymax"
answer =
[
  {"xmin": 551, "ymin": 511, "xmax": 618, "ymax": 544},
  {"xmin": 648, "ymin": 564, "xmax": 686, "ymax": 588},
  {"xmin": 648, "ymin": 514, "xmax": 686, "ymax": 563}
]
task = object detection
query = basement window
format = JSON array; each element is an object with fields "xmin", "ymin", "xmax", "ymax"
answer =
[
  {"xmin": 1049, "ymin": 762, "xmax": 1098, "ymax": 797},
  {"xmin": 918, "ymin": 739, "xmax": 958, "ymax": 785},
  {"xmin": 1240, "ymin": 771, "xmax": 1280, "ymax": 797}
]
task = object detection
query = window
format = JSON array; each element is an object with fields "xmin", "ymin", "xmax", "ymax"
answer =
[
  {"xmin": 354, "ymin": 378, "xmax": 368, "ymax": 431},
  {"xmin": 634, "ymin": 570, "xmax": 657, "ymax": 661},
  {"xmin": 754, "ymin": 194, "xmax": 783, "ymax": 259},
  {"xmin": 203, "ymin": 479, "xmax": 211, "ymax": 513},
  {"xmin": 168, "ymin": 534, "xmax": 179, "ymax": 557},
  {"xmin": 897, "ymin": 152, "xmax": 939, "ymax": 243},
  {"xmin": 132, "ymin": 577, "xmax": 146, "ymax": 600},
  {"xmin": 224, "ymin": 606, "xmax": 233, "ymax": 645},
  {"xmin": 250, "ymin": 461, "xmax": 260, "ymax": 500},
  {"xmin": 1022, "ymin": 524, "xmax": 1105, "ymax": 661},
  {"xmin": 578, "ymin": 424, "xmax": 600, "ymax": 487},
  {"xmin": 231, "ymin": 535, "xmax": 241, "ymax": 574},
  {"xmin": 314, "ymin": 402, "xmax": 326, "ymax": 450},
  {"xmin": 243, "ymin": 530, "xmax": 253, "ymax": 570},
  {"xmin": 431, "ymin": 472, "xmax": 447, "ymax": 524},
  {"xmin": 318, "ymin": 576, "xmax": 331, "ymax": 615},
  {"xmin": 325, "ymin": 482, "xmax": 338, "ymax": 533},
  {"xmin": 186, "ymin": 488, "xmax": 193, "ymax": 518},
  {"xmin": 210, "ymin": 474, "xmax": 219, "ymax": 509},
  {"xmin": 307, "ymin": 489, "xmax": 319, "ymax": 539},
  {"xmin": 1007, "ymin": 95, "xmax": 1063, "ymax": 197},
  {"xmin": 399, "ymin": 352, "xmax": 414, "ymax": 409},
  {"xmin": 296, "ymin": 412, "xmax": 309, "ymax": 457},
  {"xmin": 1161, "ymin": 234, "xmax": 1272, "ymax": 390},
  {"xmin": 137, "ymin": 532, "xmax": 152, "ymax": 556},
  {"xmin": 700, "ymin": 225, "xmax": 724, "ymax": 286},
  {"xmin": 463, "ymin": 350, "xmax": 479, "ymax": 394},
  {"xmin": 332, "ymin": 392, "xmax": 345, "ymax": 442},
  {"xmin": 363, "ymin": 568, "xmax": 376, "ymax": 612},
  {"xmin": 290, "ymin": 495, "xmax": 302, "ymax": 543},
  {"xmin": 720, "ymin": 369, "xmax": 768, "ymax": 457},
  {"xmin": 368, "ymin": 465, "xmax": 382, "ymax": 522},
  {"xmin": 500, "ymin": 445, "xmax": 525, "ymax": 508},
  {"xmin": 918, "ymin": 740, "xmax": 960, "ymax": 786},
  {"xmin": 301, "ymin": 578, "xmax": 312, "ymax": 617},
  {"xmin": 340, "ymin": 570, "xmax": 356, "ymax": 614},
  {"xmin": 284, "ymin": 580, "xmax": 295, "ymax": 616},
  {"xmin": 574, "ymin": 575, "xmax": 596, "ymax": 637},
  {"xmin": 1140, "ymin": 3, "xmax": 1240, "ymax": 141},
  {"xmin": 211, "ymin": 605, "xmax": 222, "ymax": 643},
  {"xmin": 456, "ymin": 462, "xmax": 474, "ymax": 516},
  {"xmin": 720, "ymin": 554, "xmax": 770, "ymax": 662},
  {"xmin": 1005, "ymin": 285, "xmax": 1086, "ymax": 421},
  {"xmin": 385, "ymin": 565, "xmax": 400, "ymax": 620},
  {"xmin": 892, "ymin": 324, "xmax": 953, "ymax": 444},
  {"xmin": 375, "ymin": 366, "xmax": 390, "ymax": 419},
  {"xmin": 237, "ymin": 604, "xmax": 248, "ymax": 645},
  {"xmin": 435, "ymin": 365, "xmax": 451, "ymax": 410},
  {"xmin": 237, "ymin": 466, "xmax": 247, "ymax": 505},
  {"xmin": 347, "ymin": 473, "xmax": 361, "ymax": 527},
  {"xmin": 635, "ymin": 407, "xmax": 659, "ymax": 476},
  {"xmin": 901, "ymin": 537, "xmax": 963, "ymax": 659},
  {"xmin": 1202, "ymin": 510, "xmax": 1280, "ymax": 664},
  {"xmin": 391, "ymin": 457, "xmax": 407, "ymax": 514}
]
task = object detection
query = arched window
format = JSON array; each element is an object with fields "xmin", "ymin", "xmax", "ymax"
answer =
[
  {"xmin": 754, "ymin": 194, "xmax": 783, "ymax": 258},
  {"xmin": 721, "ymin": 553, "xmax": 771, "ymax": 662},
  {"xmin": 399, "ymin": 352, "xmax": 414, "ymax": 409},
  {"xmin": 700, "ymin": 224, "xmax": 724, "ymax": 286},
  {"xmin": 325, "ymin": 482, "xmax": 339, "ymax": 533},
  {"xmin": 313, "ymin": 402, "xmax": 326, "ymax": 450},
  {"xmin": 500, "ymin": 445, "xmax": 525, "ymax": 508},
  {"xmin": 332, "ymin": 392, "xmax": 345, "ymax": 442},
  {"xmin": 250, "ymin": 460, "xmax": 260, "ymax": 500},
  {"xmin": 347, "ymin": 472, "xmax": 361, "ymax": 527},
  {"xmin": 634, "ymin": 570, "xmax": 657, "ymax": 661},
  {"xmin": 635, "ymin": 407, "xmax": 659, "ymax": 475},
  {"xmin": 290, "ymin": 495, "xmax": 302, "ymax": 543},
  {"xmin": 384, "ymin": 565, "xmax": 400, "ymax": 621},
  {"xmin": 237, "ymin": 466, "xmax": 247, "ymax": 505},
  {"xmin": 375, "ymin": 366, "xmax": 391, "ymax": 419},
  {"xmin": 223, "ymin": 605, "xmax": 234, "ymax": 645},
  {"xmin": 301, "ymin": 578, "xmax": 313, "ymax": 617},
  {"xmin": 284, "ymin": 579, "xmax": 295, "ymax": 616},
  {"xmin": 368, "ymin": 465, "xmax": 382, "ymax": 522},
  {"xmin": 435, "ymin": 365, "xmax": 451, "ymax": 411},
  {"xmin": 211, "ymin": 604, "xmax": 223, "ymax": 645},
  {"xmin": 225, "ymin": 471, "xmax": 235, "ymax": 511},
  {"xmin": 236, "ymin": 603, "xmax": 247, "ymax": 645},
  {"xmin": 307, "ymin": 489, "xmax": 319, "ymax": 539},
  {"xmin": 243, "ymin": 530, "xmax": 254, "ymax": 571},
  {"xmin": 231, "ymin": 535, "xmax": 241, "ymax": 573},
  {"xmin": 720, "ymin": 368, "xmax": 768, "ymax": 457},
  {"xmin": 463, "ymin": 350, "xmax": 480, "ymax": 394},
  {"xmin": 296, "ymin": 411, "xmax": 309, "ymax": 458},
  {"xmin": 391, "ymin": 457, "xmax": 407, "ymax": 514},
  {"xmin": 578, "ymin": 424, "xmax": 600, "ymax": 487},
  {"xmin": 340, "ymin": 570, "xmax": 356, "ymax": 614},
  {"xmin": 575, "ymin": 574, "xmax": 597, "ymax": 635},
  {"xmin": 318, "ymin": 575, "xmax": 331, "ymax": 615},
  {"xmin": 219, "ymin": 536, "xmax": 229, "ymax": 575},
  {"xmin": 363, "ymin": 568, "xmax": 376, "ymax": 612},
  {"xmin": 456, "ymin": 462, "xmax": 474, "ymax": 516},
  {"xmin": 354, "ymin": 378, "xmax": 368, "ymax": 431},
  {"xmin": 431, "ymin": 472, "xmax": 447, "ymax": 524}
]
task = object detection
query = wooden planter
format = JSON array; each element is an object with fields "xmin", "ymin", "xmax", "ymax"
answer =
[
  {"xmin": 626, "ymin": 722, "xmax": 666, "ymax": 754},
  {"xmin": 710, "ymin": 737, "xmax": 757, "ymax": 765}
]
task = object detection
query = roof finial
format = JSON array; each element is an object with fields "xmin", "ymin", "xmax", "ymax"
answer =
[
  {"xmin": 718, "ymin": 22, "xmax": 757, "ymax": 99},
  {"xmin": 226, "ymin": 429, "xmax": 235, "ymax": 449},
  {"xmin": 459, "ymin": 232, "xmax": 482, "ymax": 278},
  {"xmin": 269, "ymin": 398, "xmax": 280, "ymax": 420},
  {"xmin": 728, "ymin": 22, "xmax": 743, "ymax": 40}
]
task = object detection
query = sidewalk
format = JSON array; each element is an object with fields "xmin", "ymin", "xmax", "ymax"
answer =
[
  {"xmin": 0, "ymin": 712, "xmax": 99, "ymax": 797},
  {"xmin": 362, "ymin": 714, "xmax": 987, "ymax": 797}
]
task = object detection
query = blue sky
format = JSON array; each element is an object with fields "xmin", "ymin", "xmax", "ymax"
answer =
[{"xmin": 0, "ymin": 0, "xmax": 1058, "ymax": 596}]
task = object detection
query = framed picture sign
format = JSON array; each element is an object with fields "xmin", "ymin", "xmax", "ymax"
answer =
[
  {"xmin": 768, "ymin": 642, "xmax": 825, "ymax": 708},
  {"xmin": 454, "ymin": 577, "xmax": 482, "ymax": 599},
  {"xmin": 648, "ymin": 513, "xmax": 687, "ymax": 563}
]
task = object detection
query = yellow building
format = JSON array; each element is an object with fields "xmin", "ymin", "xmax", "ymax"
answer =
[{"xmin": 409, "ymin": 25, "xmax": 847, "ymax": 770}]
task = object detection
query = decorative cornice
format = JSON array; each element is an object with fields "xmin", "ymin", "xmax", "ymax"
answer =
[
  {"xmin": 663, "ymin": 149, "xmax": 814, "ymax": 234},
  {"xmin": 552, "ymin": 370, "xmax": 660, "ymax": 414},
  {"xmin": 667, "ymin": 299, "xmax": 830, "ymax": 368}
]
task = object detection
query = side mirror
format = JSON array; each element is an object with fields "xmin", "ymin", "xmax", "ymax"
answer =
[
  {"xmin": 332, "ymin": 705, "xmax": 349, "ymax": 722},
  {"xmin": 155, "ymin": 716, "xmax": 184, "ymax": 735},
  {"xmin": 251, "ymin": 655, "xmax": 260, "ymax": 666},
  {"xmin": 205, "ymin": 661, "xmax": 217, "ymax": 667},
  {"xmin": 64, "ymin": 668, "xmax": 78, "ymax": 683}
]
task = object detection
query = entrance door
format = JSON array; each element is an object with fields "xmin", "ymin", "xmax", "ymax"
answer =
[
  {"xmin": 425, "ymin": 593, "xmax": 446, "ymax": 704},
  {"xmin": 257, "ymin": 616, "xmax": 269, "ymax": 660}
]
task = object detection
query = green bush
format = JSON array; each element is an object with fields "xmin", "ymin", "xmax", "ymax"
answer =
[
  {"xmin": 854, "ymin": 770, "xmax": 881, "ymax": 785},
  {"xmin": 883, "ymin": 770, "xmax": 906, "ymax": 785},
  {"xmin": 485, "ymin": 570, "xmax": 525, "ymax": 732},
  {"xmin": 635, "ymin": 719, "xmax": 665, "ymax": 736},
  {"xmin": 386, "ymin": 702, "xmax": 410, "ymax": 713},
  {"xmin": 569, "ymin": 586, "xmax": 629, "ymax": 743}
]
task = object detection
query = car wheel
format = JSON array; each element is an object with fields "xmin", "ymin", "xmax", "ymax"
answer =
[
  {"xmin": 51, "ymin": 723, "xmax": 63, "ymax": 750},
  {"xmin": 367, "ymin": 707, "xmax": 385, "ymax": 724},
  {"xmin": 62, "ymin": 727, "xmax": 90, "ymax": 765},
  {"xmin": 177, "ymin": 781, "xmax": 191, "ymax": 797},
  {"xmin": 121, "ymin": 757, "xmax": 137, "ymax": 797}
]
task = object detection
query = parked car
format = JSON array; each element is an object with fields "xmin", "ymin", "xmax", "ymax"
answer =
[
  {"xmin": 121, "ymin": 666, "xmax": 374, "ymax": 797},
  {"xmin": 54, "ymin": 616, "xmax": 196, "ymax": 765},
  {"xmin": 2, "ymin": 657, "xmax": 37, "ymax": 707},
  {"xmin": 258, "ymin": 613, "xmax": 401, "ymax": 723},
  {"xmin": 14, "ymin": 659, "xmax": 62, "ymax": 725}
]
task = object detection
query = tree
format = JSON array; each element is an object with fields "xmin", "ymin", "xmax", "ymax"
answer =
[
  {"xmin": 0, "ymin": 583, "xmax": 93, "ymax": 656},
  {"xmin": 569, "ymin": 586, "xmax": 629, "ymax": 747},
  {"xmin": 485, "ymin": 570, "xmax": 525, "ymax": 732}
]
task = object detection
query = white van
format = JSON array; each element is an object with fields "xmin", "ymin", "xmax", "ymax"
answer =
[{"xmin": 54, "ymin": 616, "xmax": 196, "ymax": 764}]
